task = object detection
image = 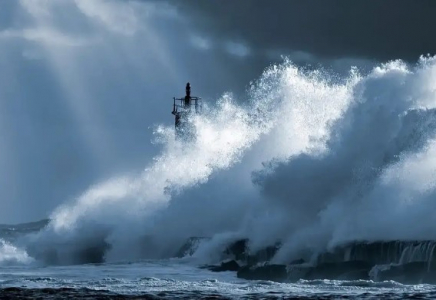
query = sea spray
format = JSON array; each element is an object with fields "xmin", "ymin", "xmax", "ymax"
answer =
[
  {"xmin": 264, "ymin": 57, "xmax": 436, "ymax": 263},
  {"xmin": 0, "ymin": 239, "xmax": 34, "ymax": 266},
  {"xmin": 22, "ymin": 57, "xmax": 436, "ymax": 266}
]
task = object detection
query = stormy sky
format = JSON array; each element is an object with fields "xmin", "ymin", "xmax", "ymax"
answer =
[
  {"xmin": 0, "ymin": 0, "xmax": 435, "ymax": 223},
  {"xmin": 167, "ymin": 0, "xmax": 436, "ymax": 61}
]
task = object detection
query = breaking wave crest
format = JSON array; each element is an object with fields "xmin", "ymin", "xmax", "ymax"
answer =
[
  {"xmin": 0, "ymin": 239, "xmax": 33, "ymax": 266},
  {"xmin": 22, "ymin": 56, "xmax": 436, "ymax": 265}
]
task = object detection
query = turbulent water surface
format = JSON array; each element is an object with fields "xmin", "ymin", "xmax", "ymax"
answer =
[
  {"xmin": 2, "ymin": 259, "xmax": 436, "ymax": 299},
  {"xmin": 2, "ymin": 56, "xmax": 436, "ymax": 298},
  {"xmin": 2, "ymin": 1, "xmax": 436, "ymax": 299}
]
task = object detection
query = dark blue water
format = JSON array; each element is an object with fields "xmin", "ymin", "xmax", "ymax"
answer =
[{"xmin": 2, "ymin": 260, "xmax": 436, "ymax": 299}]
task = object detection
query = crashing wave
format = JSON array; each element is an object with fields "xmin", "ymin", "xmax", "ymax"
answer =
[
  {"xmin": 0, "ymin": 239, "xmax": 34, "ymax": 266},
  {"xmin": 13, "ymin": 56, "xmax": 436, "ymax": 271}
]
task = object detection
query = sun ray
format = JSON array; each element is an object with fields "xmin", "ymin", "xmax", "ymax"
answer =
[{"xmin": 15, "ymin": 0, "xmax": 187, "ymax": 169}]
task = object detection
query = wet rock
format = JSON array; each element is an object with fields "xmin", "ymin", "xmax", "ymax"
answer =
[
  {"xmin": 237, "ymin": 264, "xmax": 288, "ymax": 282},
  {"xmin": 304, "ymin": 261, "xmax": 372, "ymax": 280},
  {"xmin": 224, "ymin": 239, "xmax": 248, "ymax": 261},
  {"xmin": 208, "ymin": 260, "xmax": 240, "ymax": 272},
  {"xmin": 247, "ymin": 243, "xmax": 282, "ymax": 266},
  {"xmin": 290, "ymin": 258, "xmax": 305, "ymax": 265},
  {"xmin": 337, "ymin": 269, "xmax": 370, "ymax": 280},
  {"xmin": 373, "ymin": 262, "xmax": 434, "ymax": 284},
  {"xmin": 223, "ymin": 239, "xmax": 281, "ymax": 265},
  {"xmin": 29, "ymin": 241, "xmax": 110, "ymax": 265},
  {"xmin": 185, "ymin": 236, "xmax": 436, "ymax": 283},
  {"xmin": 175, "ymin": 237, "xmax": 209, "ymax": 258},
  {"xmin": 422, "ymin": 271, "xmax": 436, "ymax": 284},
  {"xmin": 287, "ymin": 265, "xmax": 313, "ymax": 282},
  {"xmin": 317, "ymin": 241, "xmax": 436, "ymax": 266}
]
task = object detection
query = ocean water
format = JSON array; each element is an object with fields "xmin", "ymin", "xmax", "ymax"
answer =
[
  {"xmin": 1, "ymin": 224, "xmax": 436, "ymax": 299},
  {"xmin": 2, "ymin": 260, "xmax": 436, "ymax": 299},
  {"xmin": 2, "ymin": 54, "xmax": 436, "ymax": 299},
  {"xmin": 2, "ymin": 2, "xmax": 436, "ymax": 298}
]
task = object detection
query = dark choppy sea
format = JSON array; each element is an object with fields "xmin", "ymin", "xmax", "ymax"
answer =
[{"xmin": 1, "ymin": 260, "xmax": 436, "ymax": 299}]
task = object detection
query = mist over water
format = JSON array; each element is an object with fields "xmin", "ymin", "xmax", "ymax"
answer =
[
  {"xmin": 15, "ymin": 56, "xmax": 436, "ymax": 266},
  {"xmin": 2, "ymin": 1, "xmax": 436, "ymax": 267}
]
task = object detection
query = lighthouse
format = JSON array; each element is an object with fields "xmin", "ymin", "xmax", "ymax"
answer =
[{"xmin": 172, "ymin": 83, "xmax": 202, "ymax": 137}]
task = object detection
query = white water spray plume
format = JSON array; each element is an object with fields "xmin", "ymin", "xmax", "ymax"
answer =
[{"xmin": 16, "ymin": 55, "xmax": 436, "ymax": 266}]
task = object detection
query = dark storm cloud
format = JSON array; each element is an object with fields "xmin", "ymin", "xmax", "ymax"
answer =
[{"xmin": 155, "ymin": 0, "xmax": 436, "ymax": 62}]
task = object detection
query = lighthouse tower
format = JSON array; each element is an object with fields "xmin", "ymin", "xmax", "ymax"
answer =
[{"xmin": 171, "ymin": 83, "xmax": 202, "ymax": 136}]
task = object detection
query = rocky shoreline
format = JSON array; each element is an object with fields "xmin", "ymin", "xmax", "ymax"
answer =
[{"xmin": 177, "ymin": 238, "xmax": 436, "ymax": 284}]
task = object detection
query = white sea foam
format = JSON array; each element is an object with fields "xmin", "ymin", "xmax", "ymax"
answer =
[
  {"xmin": 0, "ymin": 239, "xmax": 34, "ymax": 265},
  {"xmin": 6, "ymin": 0, "xmax": 436, "ymax": 266}
]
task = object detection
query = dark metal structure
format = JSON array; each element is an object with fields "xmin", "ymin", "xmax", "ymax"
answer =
[{"xmin": 172, "ymin": 83, "xmax": 202, "ymax": 133}]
